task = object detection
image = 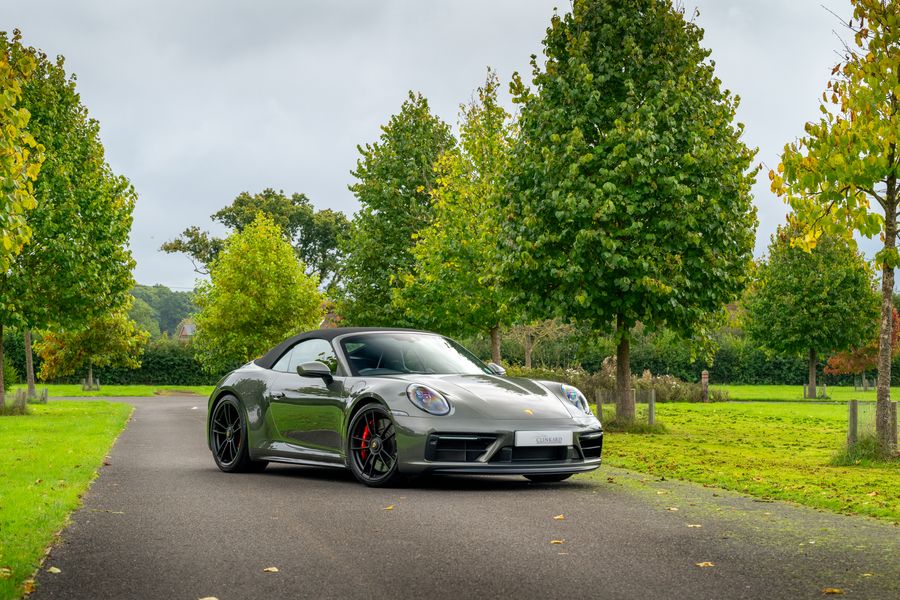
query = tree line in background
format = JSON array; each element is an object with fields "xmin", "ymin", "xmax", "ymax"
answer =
[{"xmin": 2, "ymin": 0, "xmax": 896, "ymax": 453}]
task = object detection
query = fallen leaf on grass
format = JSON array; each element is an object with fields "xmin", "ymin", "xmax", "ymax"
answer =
[
  {"xmin": 862, "ymin": 573, "xmax": 873, "ymax": 577},
  {"xmin": 687, "ymin": 524, "xmax": 702, "ymax": 528},
  {"xmin": 550, "ymin": 540, "xmax": 565, "ymax": 545},
  {"xmin": 262, "ymin": 567, "xmax": 279, "ymax": 573},
  {"xmin": 866, "ymin": 491, "xmax": 879, "ymax": 497},
  {"xmin": 0, "ymin": 567, "xmax": 11, "ymax": 579},
  {"xmin": 695, "ymin": 562, "xmax": 715, "ymax": 568},
  {"xmin": 666, "ymin": 507, "xmax": 679, "ymax": 512},
  {"xmin": 23, "ymin": 580, "xmax": 35, "ymax": 593},
  {"xmin": 552, "ymin": 514, "xmax": 565, "ymax": 520},
  {"xmin": 46, "ymin": 567, "xmax": 61, "ymax": 574},
  {"xmin": 821, "ymin": 588, "xmax": 844, "ymax": 595},
  {"xmin": 383, "ymin": 505, "xmax": 394, "ymax": 511},
  {"xmin": 657, "ymin": 490, "xmax": 668, "ymax": 495}
]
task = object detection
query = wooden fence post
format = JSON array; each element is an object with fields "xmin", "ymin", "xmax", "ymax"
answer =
[
  {"xmin": 701, "ymin": 370, "xmax": 709, "ymax": 403},
  {"xmin": 648, "ymin": 388, "xmax": 656, "ymax": 426},
  {"xmin": 847, "ymin": 400, "xmax": 858, "ymax": 449}
]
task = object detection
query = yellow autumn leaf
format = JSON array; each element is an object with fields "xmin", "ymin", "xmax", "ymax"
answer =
[
  {"xmin": 667, "ymin": 507, "xmax": 679, "ymax": 511},
  {"xmin": 687, "ymin": 524, "xmax": 702, "ymax": 528},
  {"xmin": 0, "ymin": 567, "xmax": 11, "ymax": 579},
  {"xmin": 47, "ymin": 566, "xmax": 61, "ymax": 574},
  {"xmin": 550, "ymin": 539, "xmax": 565, "ymax": 545},
  {"xmin": 262, "ymin": 566, "xmax": 279, "ymax": 573},
  {"xmin": 552, "ymin": 514, "xmax": 565, "ymax": 520},
  {"xmin": 695, "ymin": 562, "xmax": 715, "ymax": 568},
  {"xmin": 821, "ymin": 588, "xmax": 844, "ymax": 595},
  {"xmin": 383, "ymin": 505, "xmax": 395, "ymax": 511}
]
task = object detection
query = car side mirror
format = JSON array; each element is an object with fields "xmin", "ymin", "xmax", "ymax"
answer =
[
  {"xmin": 297, "ymin": 361, "xmax": 334, "ymax": 384},
  {"xmin": 487, "ymin": 362, "xmax": 506, "ymax": 376}
]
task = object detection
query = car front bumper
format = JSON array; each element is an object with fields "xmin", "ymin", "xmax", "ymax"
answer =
[{"xmin": 391, "ymin": 415, "xmax": 603, "ymax": 476}]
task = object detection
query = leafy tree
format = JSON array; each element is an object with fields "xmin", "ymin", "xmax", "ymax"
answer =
[
  {"xmin": 193, "ymin": 214, "xmax": 323, "ymax": 373},
  {"xmin": 394, "ymin": 72, "xmax": 512, "ymax": 363},
  {"xmin": 745, "ymin": 229, "xmax": 879, "ymax": 397},
  {"xmin": 507, "ymin": 320, "xmax": 576, "ymax": 369},
  {"xmin": 1, "ymin": 32, "xmax": 134, "ymax": 401},
  {"xmin": 129, "ymin": 297, "xmax": 161, "ymax": 338},
  {"xmin": 771, "ymin": 0, "xmax": 900, "ymax": 452},
  {"xmin": 131, "ymin": 284, "xmax": 195, "ymax": 336},
  {"xmin": 826, "ymin": 309, "xmax": 900, "ymax": 377},
  {"xmin": 162, "ymin": 189, "xmax": 349, "ymax": 290},
  {"xmin": 502, "ymin": 0, "xmax": 758, "ymax": 421},
  {"xmin": 36, "ymin": 305, "xmax": 149, "ymax": 388},
  {"xmin": 340, "ymin": 92, "xmax": 455, "ymax": 326}
]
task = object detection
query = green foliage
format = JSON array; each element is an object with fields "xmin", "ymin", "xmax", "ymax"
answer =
[
  {"xmin": 831, "ymin": 434, "xmax": 896, "ymax": 465},
  {"xmin": 2, "ymin": 354, "xmax": 17, "ymax": 391},
  {"xmin": 162, "ymin": 188, "xmax": 350, "ymax": 290},
  {"xmin": 85, "ymin": 338, "xmax": 215, "ymax": 386},
  {"xmin": 394, "ymin": 71, "xmax": 513, "ymax": 340},
  {"xmin": 340, "ymin": 91, "xmax": 456, "ymax": 325},
  {"xmin": 0, "ymin": 29, "xmax": 43, "ymax": 271},
  {"xmin": 503, "ymin": 0, "xmax": 757, "ymax": 335},
  {"xmin": 129, "ymin": 297, "xmax": 161, "ymax": 338},
  {"xmin": 745, "ymin": 230, "xmax": 879, "ymax": 358},
  {"xmin": 131, "ymin": 284, "xmax": 194, "ymax": 336},
  {"xmin": 193, "ymin": 214, "xmax": 324, "ymax": 373},
  {"xmin": 35, "ymin": 305, "xmax": 149, "ymax": 380}
]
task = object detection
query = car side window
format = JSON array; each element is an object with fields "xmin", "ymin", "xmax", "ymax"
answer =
[
  {"xmin": 272, "ymin": 347, "xmax": 294, "ymax": 372},
  {"xmin": 288, "ymin": 339, "xmax": 338, "ymax": 374}
]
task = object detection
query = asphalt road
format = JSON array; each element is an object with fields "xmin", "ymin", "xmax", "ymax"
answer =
[{"xmin": 32, "ymin": 397, "xmax": 900, "ymax": 600}]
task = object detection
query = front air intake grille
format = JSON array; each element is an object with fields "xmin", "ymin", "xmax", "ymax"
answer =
[
  {"xmin": 490, "ymin": 446, "xmax": 570, "ymax": 463},
  {"xmin": 579, "ymin": 431, "xmax": 603, "ymax": 459},
  {"xmin": 425, "ymin": 434, "xmax": 497, "ymax": 462}
]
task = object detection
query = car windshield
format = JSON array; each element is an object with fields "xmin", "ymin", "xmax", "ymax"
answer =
[{"xmin": 340, "ymin": 332, "xmax": 490, "ymax": 377}]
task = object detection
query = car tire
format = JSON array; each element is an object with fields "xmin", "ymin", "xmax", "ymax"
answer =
[
  {"xmin": 524, "ymin": 474, "xmax": 573, "ymax": 483},
  {"xmin": 210, "ymin": 395, "xmax": 267, "ymax": 473},
  {"xmin": 347, "ymin": 404, "xmax": 402, "ymax": 487}
]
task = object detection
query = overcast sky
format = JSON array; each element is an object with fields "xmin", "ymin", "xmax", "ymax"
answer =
[{"xmin": 6, "ymin": 0, "xmax": 852, "ymax": 290}]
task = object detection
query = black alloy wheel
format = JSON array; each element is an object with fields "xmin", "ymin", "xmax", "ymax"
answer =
[
  {"xmin": 210, "ymin": 395, "xmax": 266, "ymax": 473},
  {"xmin": 348, "ymin": 404, "xmax": 400, "ymax": 486}
]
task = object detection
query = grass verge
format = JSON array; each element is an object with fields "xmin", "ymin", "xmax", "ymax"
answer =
[
  {"xmin": 586, "ymin": 402, "xmax": 899, "ymax": 523},
  {"xmin": 0, "ymin": 402, "xmax": 133, "ymax": 600},
  {"xmin": 711, "ymin": 384, "xmax": 900, "ymax": 402},
  {"xmin": 10, "ymin": 384, "xmax": 214, "ymax": 398}
]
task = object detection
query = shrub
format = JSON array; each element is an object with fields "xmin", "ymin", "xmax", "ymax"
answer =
[{"xmin": 2, "ymin": 355, "xmax": 18, "ymax": 391}]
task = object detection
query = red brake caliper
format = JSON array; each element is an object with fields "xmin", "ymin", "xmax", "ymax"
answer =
[{"xmin": 360, "ymin": 424, "xmax": 371, "ymax": 460}]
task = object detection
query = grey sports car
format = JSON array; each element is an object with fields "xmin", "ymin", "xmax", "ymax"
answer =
[{"xmin": 207, "ymin": 328, "xmax": 603, "ymax": 487}]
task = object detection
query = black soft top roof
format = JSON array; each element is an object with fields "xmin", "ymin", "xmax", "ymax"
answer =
[{"xmin": 253, "ymin": 327, "xmax": 425, "ymax": 369}]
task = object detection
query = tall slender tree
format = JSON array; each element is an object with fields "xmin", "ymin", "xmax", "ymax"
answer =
[
  {"xmin": 1, "ymin": 33, "xmax": 136, "ymax": 399},
  {"xmin": 340, "ymin": 92, "xmax": 455, "ymax": 326},
  {"xmin": 771, "ymin": 0, "xmax": 900, "ymax": 453},
  {"xmin": 0, "ymin": 30, "xmax": 44, "ymax": 408},
  {"xmin": 503, "ymin": 0, "xmax": 758, "ymax": 421},
  {"xmin": 393, "ymin": 71, "xmax": 513, "ymax": 363}
]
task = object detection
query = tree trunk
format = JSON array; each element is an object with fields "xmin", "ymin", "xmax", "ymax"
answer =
[
  {"xmin": 615, "ymin": 315, "xmax": 634, "ymax": 423},
  {"xmin": 524, "ymin": 332, "xmax": 533, "ymax": 369},
  {"xmin": 876, "ymin": 186, "xmax": 897, "ymax": 455},
  {"xmin": 0, "ymin": 324, "xmax": 5, "ymax": 409},
  {"xmin": 24, "ymin": 330, "xmax": 36, "ymax": 397},
  {"xmin": 807, "ymin": 348, "xmax": 817, "ymax": 399},
  {"xmin": 87, "ymin": 363, "xmax": 94, "ymax": 390},
  {"xmin": 490, "ymin": 325, "xmax": 501, "ymax": 365}
]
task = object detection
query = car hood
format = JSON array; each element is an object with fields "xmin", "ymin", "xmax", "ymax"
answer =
[{"xmin": 394, "ymin": 373, "xmax": 576, "ymax": 420}]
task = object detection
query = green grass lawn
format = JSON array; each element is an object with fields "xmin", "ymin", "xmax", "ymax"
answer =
[
  {"xmin": 0, "ymin": 402, "xmax": 132, "ymax": 599},
  {"xmin": 712, "ymin": 384, "xmax": 899, "ymax": 402},
  {"xmin": 587, "ymin": 402, "xmax": 899, "ymax": 523},
  {"xmin": 10, "ymin": 384, "xmax": 214, "ymax": 398}
]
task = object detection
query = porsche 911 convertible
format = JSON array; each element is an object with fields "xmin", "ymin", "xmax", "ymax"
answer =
[{"xmin": 206, "ymin": 328, "xmax": 603, "ymax": 486}]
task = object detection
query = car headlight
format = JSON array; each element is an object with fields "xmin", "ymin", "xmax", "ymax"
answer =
[
  {"xmin": 406, "ymin": 384, "xmax": 451, "ymax": 416},
  {"xmin": 561, "ymin": 384, "xmax": 591, "ymax": 415}
]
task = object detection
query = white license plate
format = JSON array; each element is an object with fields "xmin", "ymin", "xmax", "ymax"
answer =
[{"xmin": 514, "ymin": 430, "xmax": 573, "ymax": 447}]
